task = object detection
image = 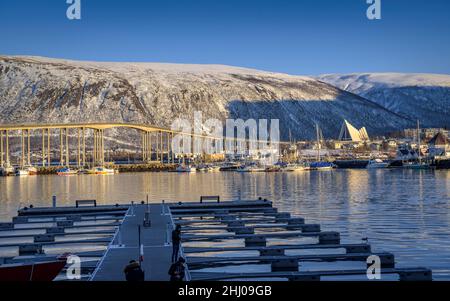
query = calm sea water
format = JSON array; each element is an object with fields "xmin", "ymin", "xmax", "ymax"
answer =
[{"xmin": 0, "ymin": 169, "xmax": 449, "ymax": 279}]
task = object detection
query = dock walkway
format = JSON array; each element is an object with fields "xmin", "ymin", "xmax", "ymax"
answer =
[{"xmin": 90, "ymin": 204, "xmax": 173, "ymax": 281}]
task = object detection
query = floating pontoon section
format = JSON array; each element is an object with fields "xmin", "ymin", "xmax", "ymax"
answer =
[{"xmin": 0, "ymin": 197, "xmax": 433, "ymax": 281}]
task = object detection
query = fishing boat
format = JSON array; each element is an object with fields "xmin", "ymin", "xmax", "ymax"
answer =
[
  {"xmin": 15, "ymin": 166, "xmax": 38, "ymax": 176},
  {"xmin": 57, "ymin": 167, "xmax": 78, "ymax": 176},
  {"xmin": 0, "ymin": 260, "xmax": 66, "ymax": 281},
  {"xmin": 366, "ymin": 159, "xmax": 389, "ymax": 169},
  {"xmin": 93, "ymin": 166, "xmax": 115, "ymax": 175}
]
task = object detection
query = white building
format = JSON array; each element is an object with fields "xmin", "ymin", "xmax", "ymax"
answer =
[{"xmin": 338, "ymin": 120, "xmax": 370, "ymax": 142}]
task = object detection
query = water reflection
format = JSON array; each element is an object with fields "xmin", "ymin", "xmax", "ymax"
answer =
[{"xmin": 0, "ymin": 169, "xmax": 449, "ymax": 278}]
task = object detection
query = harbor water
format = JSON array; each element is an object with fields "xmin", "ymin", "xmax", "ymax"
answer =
[{"xmin": 0, "ymin": 169, "xmax": 449, "ymax": 279}]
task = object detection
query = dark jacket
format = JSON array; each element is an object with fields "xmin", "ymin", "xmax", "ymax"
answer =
[
  {"xmin": 172, "ymin": 229, "xmax": 181, "ymax": 245},
  {"xmin": 124, "ymin": 261, "xmax": 145, "ymax": 281},
  {"xmin": 168, "ymin": 262, "xmax": 185, "ymax": 281}
]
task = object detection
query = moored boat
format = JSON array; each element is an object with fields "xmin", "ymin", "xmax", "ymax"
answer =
[
  {"xmin": 403, "ymin": 161, "xmax": 431, "ymax": 170},
  {"xmin": 282, "ymin": 163, "xmax": 309, "ymax": 172},
  {"xmin": 310, "ymin": 161, "xmax": 334, "ymax": 171},
  {"xmin": 93, "ymin": 167, "xmax": 115, "ymax": 175},
  {"xmin": 207, "ymin": 166, "xmax": 221, "ymax": 172},
  {"xmin": 367, "ymin": 159, "xmax": 389, "ymax": 169},
  {"xmin": 219, "ymin": 162, "xmax": 241, "ymax": 171},
  {"xmin": 15, "ymin": 166, "xmax": 38, "ymax": 176},
  {"xmin": 0, "ymin": 165, "xmax": 15, "ymax": 176},
  {"xmin": 265, "ymin": 165, "xmax": 282, "ymax": 172},
  {"xmin": 334, "ymin": 160, "xmax": 369, "ymax": 169},
  {"xmin": 236, "ymin": 164, "xmax": 266, "ymax": 173},
  {"xmin": 0, "ymin": 260, "xmax": 66, "ymax": 281},
  {"xmin": 175, "ymin": 164, "xmax": 196, "ymax": 172},
  {"xmin": 57, "ymin": 167, "xmax": 78, "ymax": 176}
]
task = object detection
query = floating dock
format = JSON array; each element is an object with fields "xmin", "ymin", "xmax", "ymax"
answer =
[{"xmin": 0, "ymin": 197, "xmax": 433, "ymax": 281}]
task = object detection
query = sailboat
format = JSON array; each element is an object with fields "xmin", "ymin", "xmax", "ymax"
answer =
[
  {"xmin": 93, "ymin": 166, "xmax": 116, "ymax": 175},
  {"xmin": 403, "ymin": 121, "xmax": 430, "ymax": 170},
  {"xmin": 0, "ymin": 163, "xmax": 15, "ymax": 176},
  {"xmin": 15, "ymin": 165, "xmax": 38, "ymax": 176},
  {"xmin": 57, "ymin": 167, "xmax": 79, "ymax": 176},
  {"xmin": 310, "ymin": 123, "xmax": 334, "ymax": 171}
]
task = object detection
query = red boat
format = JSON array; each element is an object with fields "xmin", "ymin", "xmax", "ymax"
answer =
[{"xmin": 0, "ymin": 260, "xmax": 67, "ymax": 281}]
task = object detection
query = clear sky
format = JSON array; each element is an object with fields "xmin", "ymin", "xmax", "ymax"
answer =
[{"xmin": 0, "ymin": 0, "xmax": 449, "ymax": 75}]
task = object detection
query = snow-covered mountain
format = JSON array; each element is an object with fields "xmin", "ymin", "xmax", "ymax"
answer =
[
  {"xmin": 317, "ymin": 73, "xmax": 450, "ymax": 129},
  {"xmin": 0, "ymin": 56, "xmax": 414, "ymax": 141}
]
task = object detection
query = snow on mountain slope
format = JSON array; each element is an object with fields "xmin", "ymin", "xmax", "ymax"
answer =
[
  {"xmin": 318, "ymin": 73, "xmax": 450, "ymax": 128},
  {"xmin": 0, "ymin": 56, "xmax": 413, "ymax": 141}
]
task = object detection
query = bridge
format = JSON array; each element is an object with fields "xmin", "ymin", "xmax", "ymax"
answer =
[{"xmin": 0, "ymin": 122, "xmax": 284, "ymax": 168}]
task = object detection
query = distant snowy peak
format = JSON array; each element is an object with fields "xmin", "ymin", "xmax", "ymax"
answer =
[
  {"xmin": 317, "ymin": 73, "xmax": 450, "ymax": 129},
  {"xmin": 318, "ymin": 73, "xmax": 450, "ymax": 92}
]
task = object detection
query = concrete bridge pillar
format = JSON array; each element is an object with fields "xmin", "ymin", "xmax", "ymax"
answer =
[
  {"xmin": 92, "ymin": 129, "xmax": 105, "ymax": 166},
  {"xmin": 6, "ymin": 131, "xmax": 9, "ymax": 165},
  {"xmin": 159, "ymin": 131, "xmax": 163, "ymax": 163},
  {"xmin": 77, "ymin": 128, "xmax": 81, "ymax": 167},
  {"xmin": 59, "ymin": 128, "xmax": 64, "ymax": 166},
  {"xmin": 82, "ymin": 127, "xmax": 86, "ymax": 167},
  {"xmin": 27, "ymin": 129, "xmax": 31, "ymax": 166},
  {"xmin": 41, "ymin": 129, "xmax": 46, "ymax": 167},
  {"xmin": 21, "ymin": 130, "xmax": 25, "ymax": 167},
  {"xmin": 0, "ymin": 130, "xmax": 3, "ymax": 166},
  {"xmin": 65, "ymin": 128, "xmax": 69, "ymax": 167},
  {"xmin": 47, "ymin": 128, "xmax": 51, "ymax": 167}
]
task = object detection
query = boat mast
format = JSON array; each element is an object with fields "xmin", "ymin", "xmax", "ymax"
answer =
[
  {"xmin": 417, "ymin": 120, "xmax": 421, "ymax": 163},
  {"xmin": 316, "ymin": 123, "xmax": 321, "ymax": 162}
]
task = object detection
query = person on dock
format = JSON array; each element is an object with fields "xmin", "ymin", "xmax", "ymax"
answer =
[
  {"xmin": 124, "ymin": 260, "xmax": 145, "ymax": 281},
  {"xmin": 168, "ymin": 257, "xmax": 186, "ymax": 281},
  {"xmin": 171, "ymin": 224, "xmax": 182, "ymax": 262}
]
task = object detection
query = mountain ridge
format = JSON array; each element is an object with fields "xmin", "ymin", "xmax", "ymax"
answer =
[
  {"xmin": 0, "ymin": 56, "xmax": 424, "ymax": 141},
  {"xmin": 317, "ymin": 73, "xmax": 450, "ymax": 129}
]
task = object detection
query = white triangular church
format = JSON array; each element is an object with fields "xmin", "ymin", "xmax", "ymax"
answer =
[{"xmin": 338, "ymin": 120, "xmax": 370, "ymax": 142}]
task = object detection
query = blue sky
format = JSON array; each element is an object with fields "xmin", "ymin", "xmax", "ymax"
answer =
[{"xmin": 0, "ymin": 0, "xmax": 449, "ymax": 75}]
